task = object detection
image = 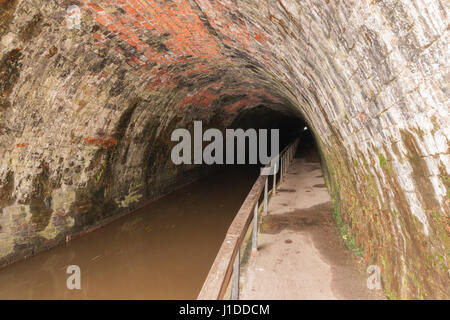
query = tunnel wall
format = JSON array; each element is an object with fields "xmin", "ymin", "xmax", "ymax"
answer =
[{"xmin": 0, "ymin": 0, "xmax": 448, "ymax": 298}]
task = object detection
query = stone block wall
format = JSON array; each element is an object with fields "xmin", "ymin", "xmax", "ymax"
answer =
[{"xmin": 0, "ymin": 0, "xmax": 448, "ymax": 298}]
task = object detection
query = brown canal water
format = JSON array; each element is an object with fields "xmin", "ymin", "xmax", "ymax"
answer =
[{"xmin": 0, "ymin": 166, "xmax": 259, "ymax": 299}]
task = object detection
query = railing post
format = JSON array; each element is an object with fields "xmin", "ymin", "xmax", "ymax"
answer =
[
  {"xmin": 286, "ymin": 151, "xmax": 289, "ymax": 171},
  {"xmin": 231, "ymin": 249, "xmax": 240, "ymax": 300},
  {"xmin": 252, "ymin": 202, "xmax": 258, "ymax": 255},
  {"xmin": 280, "ymin": 155, "xmax": 283, "ymax": 181},
  {"xmin": 264, "ymin": 179, "xmax": 268, "ymax": 214},
  {"xmin": 285, "ymin": 153, "xmax": 287, "ymax": 174},
  {"xmin": 286, "ymin": 152, "xmax": 289, "ymax": 171}
]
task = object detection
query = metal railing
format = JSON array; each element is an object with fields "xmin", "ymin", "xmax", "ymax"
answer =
[{"xmin": 198, "ymin": 138, "xmax": 300, "ymax": 300}]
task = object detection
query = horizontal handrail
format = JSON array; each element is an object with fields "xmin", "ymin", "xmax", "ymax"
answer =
[{"xmin": 198, "ymin": 138, "xmax": 300, "ymax": 300}]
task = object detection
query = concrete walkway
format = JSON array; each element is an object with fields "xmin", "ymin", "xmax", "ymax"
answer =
[{"xmin": 240, "ymin": 148, "xmax": 385, "ymax": 300}]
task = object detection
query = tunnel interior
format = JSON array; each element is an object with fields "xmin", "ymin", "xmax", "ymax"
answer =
[
  {"xmin": 0, "ymin": 0, "xmax": 448, "ymax": 300},
  {"xmin": 193, "ymin": 105, "xmax": 309, "ymax": 173},
  {"xmin": 230, "ymin": 105, "xmax": 307, "ymax": 148}
]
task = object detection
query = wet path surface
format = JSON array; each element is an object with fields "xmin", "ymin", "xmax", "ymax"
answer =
[{"xmin": 0, "ymin": 166, "xmax": 259, "ymax": 299}]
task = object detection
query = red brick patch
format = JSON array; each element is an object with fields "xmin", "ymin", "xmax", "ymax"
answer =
[
  {"xmin": 83, "ymin": 137, "xmax": 118, "ymax": 148},
  {"xmin": 93, "ymin": 32, "xmax": 105, "ymax": 42},
  {"xmin": 88, "ymin": 2, "xmax": 104, "ymax": 12}
]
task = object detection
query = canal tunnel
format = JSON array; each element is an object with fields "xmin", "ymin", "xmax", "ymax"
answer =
[{"xmin": 0, "ymin": 0, "xmax": 448, "ymax": 299}]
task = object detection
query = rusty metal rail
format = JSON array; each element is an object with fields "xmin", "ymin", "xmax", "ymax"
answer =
[{"xmin": 198, "ymin": 138, "xmax": 300, "ymax": 300}]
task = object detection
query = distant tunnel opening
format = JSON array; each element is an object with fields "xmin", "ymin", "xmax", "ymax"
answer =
[
  {"xmin": 181, "ymin": 103, "xmax": 313, "ymax": 200},
  {"xmin": 229, "ymin": 105, "xmax": 306, "ymax": 150}
]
